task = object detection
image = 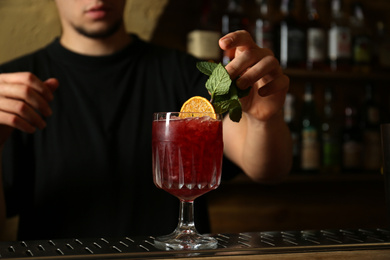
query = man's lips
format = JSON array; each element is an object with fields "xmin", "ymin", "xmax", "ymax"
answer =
[{"xmin": 85, "ymin": 5, "xmax": 110, "ymax": 19}]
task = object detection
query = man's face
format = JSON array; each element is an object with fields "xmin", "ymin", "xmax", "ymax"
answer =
[{"xmin": 55, "ymin": 0, "xmax": 127, "ymax": 39}]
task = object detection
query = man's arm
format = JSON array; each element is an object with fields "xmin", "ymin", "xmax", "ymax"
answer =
[
  {"xmin": 223, "ymin": 110, "xmax": 292, "ymax": 183},
  {"xmin": 220, "ymin": 30, "xmax": 292, "ymax": 183},
  {"xmin": 0, "ymin": 72, "xmax": 59, "ymax": 239}
]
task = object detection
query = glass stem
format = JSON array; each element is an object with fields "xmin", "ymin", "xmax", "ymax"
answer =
[{"xmin": 176, "ymin": 200, "xmax": 197, "ymax": 234}]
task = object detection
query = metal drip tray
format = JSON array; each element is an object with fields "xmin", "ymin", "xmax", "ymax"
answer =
[{"xmin": 1, "ymin": 228, "xmax": 390, "ymax": 259}]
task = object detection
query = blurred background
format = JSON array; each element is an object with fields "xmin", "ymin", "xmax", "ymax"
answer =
[{"xmin": 1, "ymin": 0, "xmax": 389, "ymax": 234}]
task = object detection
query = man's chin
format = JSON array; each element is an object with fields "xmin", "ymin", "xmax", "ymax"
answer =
[{"xmin": 74, "ymin": 20, "xmax": 122, "ymax": 39}]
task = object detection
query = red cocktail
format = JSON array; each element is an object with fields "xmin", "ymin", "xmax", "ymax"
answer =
[{"xmin": 152, "ymin": 112, "xmax": 223, "ymax": 250}]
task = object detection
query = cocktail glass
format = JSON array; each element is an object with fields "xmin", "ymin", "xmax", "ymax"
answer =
[{"xmin": 152, "ymin": 112, "xmax": 223, "ymax": 250}]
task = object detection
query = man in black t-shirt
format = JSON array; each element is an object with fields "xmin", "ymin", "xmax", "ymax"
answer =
[{"xmin": 0, "ymin": 0, "xmax": 292, "ymax": 240}]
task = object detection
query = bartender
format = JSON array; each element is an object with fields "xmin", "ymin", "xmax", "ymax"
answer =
[{"xmin": 0, "ymin": 0, "xmax": 291, "ymax": 240}]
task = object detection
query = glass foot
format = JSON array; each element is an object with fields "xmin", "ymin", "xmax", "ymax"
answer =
[{"xmin": 154, "ymin": 230, "xmax": 218, "ymax": 250}]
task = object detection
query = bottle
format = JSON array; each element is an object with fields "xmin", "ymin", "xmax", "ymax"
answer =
[
  {"xmin": 342, "ymin": 102, "xmax": 362, "ymax": 172},
  {"xmin": 277, "ymin": 0, "xmax": 306, "ymax": 69},
  {"xmin": 361, "ymin": 84, "xmax": 382, "ymax": 173},
  {"xmin": 300, "ymin": 83, "xmax": 320, "ymax": 172},
  {"xmin": 321, "ymin": 87, "xmax": 341, "ymax": 173},
  {"xmin": 374, "ymin": 21, "xmax": 390, "ymax": 71},
  {"xmin": 187, "ymin": 0, "xmax": 221, "ymax": 61},
  {"xmin": 221, "ymin": 0, "xmax": 250, "ymax": 65},
  {"xmin": 254, "ymin": 0, "xmax": 274, "ymax": 52},
  {"xmin": 350, "ymin": 1, "xmax": 372, "ymax": 73},
  {"xmin": 328, "ymin": 0, "xmax": 351, "ymax": 71},
  {"xmin": 284, "ymin": 93, "xmax": 300, "ymax": 171},
  {"xmin": 306, "ymin": 0, "xmax": 326, "ymax": 70}
]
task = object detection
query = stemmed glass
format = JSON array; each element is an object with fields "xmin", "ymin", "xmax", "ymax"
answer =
[{"xmin": 152, "ymin": 112, "xmax": 223, "ymax": 250}]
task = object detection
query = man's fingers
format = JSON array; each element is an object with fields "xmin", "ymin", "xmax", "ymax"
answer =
[
  {"xmin": 0, "ymin": 99, "xmax": 47, "ymax": 130},
  {"xmin": 235, "ymin": 55, "xmax": 280, "ymax": 89},
  {"xmin": 218, "ymin": 30, "xmax": 287, "ymax": 97},
  {"xmin": 0, "ymin": 111, "xmax": 37, "ymax": 133},
  {"xmin": 44, "ymin": 78, "xmax": 59, "ymax": 93},
  {"xmin": 219, "ymin": 30, "xmax": 256, "ymax": 50},
  {"xmin": 0, "ymin": 73, "xmax": 58, "ymax": 136},
  {"xmin": 224, "ymin": 48, "xmax": 262, "ymax": 80},
  {"xmin": 0, "ymin": 83, "xmax": 52, "ymax": 117},
  {"xmin": 0, "ymin": 72, "xmax": 55, "ymax": 102},
  {"xmin": 258, "ymin": 74, "xmax": 290, "ymax": 97},
  {"xmin": 220, "ymin": 31, "xmax": 277, "ymax": 82}
]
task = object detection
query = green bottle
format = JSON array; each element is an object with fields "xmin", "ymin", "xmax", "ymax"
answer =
[
  {"xmin": 321, "ymin": 87, "xmax": 341, "ymax": 174},
  {"xmin": 300, "ymin": 83, "xmax": 320, "ymax": 172}
]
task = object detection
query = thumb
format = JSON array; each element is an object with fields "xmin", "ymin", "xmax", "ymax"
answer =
[
  {"xmin": 219, "ymin": 30, "xmax": 256, "ymax": 51},
  {"xmin": 44, "ymin": 78, "xmax": 59, "ymax": 92}
]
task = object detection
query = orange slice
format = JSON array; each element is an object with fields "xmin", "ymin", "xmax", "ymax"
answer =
[{"xmin": 180, "ymin": 96, "xmax": 216, "ymax": 119}]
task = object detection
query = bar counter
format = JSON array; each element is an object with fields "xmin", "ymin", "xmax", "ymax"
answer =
[{"xmin": 1, "ymin": 228, "xmax": 390, "ymax": 259}]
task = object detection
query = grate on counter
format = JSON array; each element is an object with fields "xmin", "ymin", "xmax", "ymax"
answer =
[{"xmin": 0, "ymin": 228, "xmax": 390, "ymax": 259}]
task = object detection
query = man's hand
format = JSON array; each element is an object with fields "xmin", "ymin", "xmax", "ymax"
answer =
[
  {"xmin": 0, "ymin": 72, "xmax": 58, "ymax": 145},
  {"xmin": 219, "ymin": 30, "xmax": 289, "ymax": 122},
  {"xmin": 219, "ymin": 30, "xmax": 292, "ymax": 183}
]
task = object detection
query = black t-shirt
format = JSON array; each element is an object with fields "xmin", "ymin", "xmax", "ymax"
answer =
[{"xmin": 0, "ymin": 35, "xmax": 239, "ymax": 240}]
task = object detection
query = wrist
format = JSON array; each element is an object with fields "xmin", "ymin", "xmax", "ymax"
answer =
[{"xmin": 244, "ymin": 109, "xmax": 284, "ymax": 130}]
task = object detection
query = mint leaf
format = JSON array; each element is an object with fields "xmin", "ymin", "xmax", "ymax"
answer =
[
  {"xmin": 213, "ymin": 87, "xmax": 242, "ymax": 122},
  {"xmin": 228, "ymin": 82, "xmax": 239, "ymax": 99},
  {"xmin": 215, "ymin": 87, "xmax": 242, "ymax": 122},
  {"xmin": 206, "ymin": 63, "xmax": 231, "ymax": 96},
  {"xmin": 196, "ymin": 61, "xmax": 218, "ymax": 76},
  {"xmin": 213, "ymin": 98, "xmax": 232, "ymax": 114},
  {"xmin": 213, "ymin": 93, "xmax": 231, "ymax": 103},
  {"xmin": 196, "ymin": 61, "xmax": 251, "ymax": 123},
  {"xmin": 229, "ymin": 102, "xmax": 242, "ymax": 122}
]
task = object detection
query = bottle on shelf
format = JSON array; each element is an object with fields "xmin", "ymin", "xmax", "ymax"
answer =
[
  {"xmin": 187, "ymin": 0, "xmax": 221, "ymax": 62},
  {"xmin": 321, "ymin": 87, "xmax": 341, "ymax": 174},
  {"xmin": 328, "ymin": 0, "xmax": 351, "ymax": 71},
  {"xmin": 374, "ymin": 21, "xmax": 390, "ymax": 71},
  {"xmin": 284, "ymin": 93, "xmax": 300, "ymax": 171},
  {"xmin": 350, "ymin": 1, "xmax": 372, "ymax": 73},
  {"xmin": 342, "ymin": 101, "xmax": 362, "ymax": 172},
  {"xmin": 277, "ymin": 0, "xmax": 306, "ymax": 69},
  {"xmin": 221, "ymin": 0, "xmax": 250, "ymax": 65},
  {"xmin": 306, "ymin": 0, "xmax": 326, "ymax": 70},
  {"xmin": 254, "ymin": 0, "xmax": 274, "ymax": 52},
  {"xmin": 361, "ymin": 84, "xmax": 382, "ymax": 173},
  {"xmin": 300, "ymin": 83, "xmax": 320, "ymax": 173}
]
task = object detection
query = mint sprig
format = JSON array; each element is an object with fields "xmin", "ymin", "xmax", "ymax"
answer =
[{"xmin": 196, "ymin": 61, "xmax": 251, "ymax": 122}]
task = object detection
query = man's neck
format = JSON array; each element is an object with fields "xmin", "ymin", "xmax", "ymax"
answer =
[{"xmin": 59, "ymin": 26, "xmax": 132, "ymax": 56}]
